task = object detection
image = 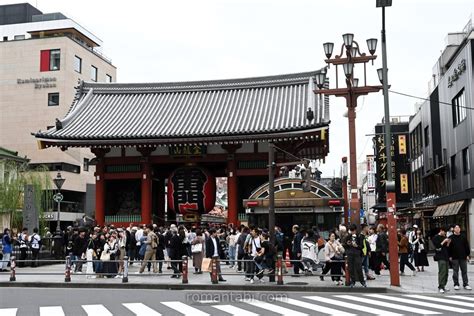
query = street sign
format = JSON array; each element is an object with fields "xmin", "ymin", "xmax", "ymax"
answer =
[{"xmin": 53, "ymin": 193, "xmax": 63, "ymax": 202}]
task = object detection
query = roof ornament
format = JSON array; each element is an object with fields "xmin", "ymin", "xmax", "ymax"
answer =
[{"xmin": 55, "ymin": 118, "xmax": 63, "ymax": 130}]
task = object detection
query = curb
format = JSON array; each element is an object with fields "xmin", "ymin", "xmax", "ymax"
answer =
[{"xmin": 0, "ymin": 282, "xmax": 394, "ymax": 293}]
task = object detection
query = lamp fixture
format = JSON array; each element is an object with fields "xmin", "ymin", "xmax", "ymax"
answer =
[
  {"xmin": 323, "ymin": 42, "xmax": 334, "ymax": 59},
  {"xmin": 366, "ymin": 38, "xmax": 378, "ymax": 55},
  {"xmin": 342, "ymin": 33, "xmax": 354, "ymax": 48},
  {"xmin": 343, "ymin": 63, "xmax": 354, "ymax": 78}
]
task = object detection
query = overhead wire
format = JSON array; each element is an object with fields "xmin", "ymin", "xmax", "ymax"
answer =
[{"xmin": 389, "ymin": 90, "xmax": 474, "ymax": 110}]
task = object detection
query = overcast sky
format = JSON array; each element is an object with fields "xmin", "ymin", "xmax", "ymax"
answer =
[{"xmin": 5, "ymin": 0, "xmax": 473, "ymax": 177}]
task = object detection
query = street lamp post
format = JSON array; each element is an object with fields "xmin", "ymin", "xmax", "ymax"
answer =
[
  {"xmin": 377, "ymin": 0, "xmax": 400, "ymax": 287},
  {"xmin": 53, "ymin": 171, "xmax": 65, "ymax": 234},
  {"xmin": 315, "ymin": 34, "xmax": 382, "ymax": 225}
]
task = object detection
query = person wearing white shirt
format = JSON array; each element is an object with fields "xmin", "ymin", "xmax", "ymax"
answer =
[{"xmin": 30, "ymin": 228, "xmax": 41, "ymax": 267}]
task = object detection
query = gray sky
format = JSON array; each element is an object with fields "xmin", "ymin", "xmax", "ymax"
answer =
[{"xmin": 6, "ymin": 0, "xmax": 474, "ymax": 176}]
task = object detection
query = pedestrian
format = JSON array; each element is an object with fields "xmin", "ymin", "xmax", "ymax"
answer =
[
  {"xmin": 102, "ymin": 233, "xmax": 119, "ymax": 278},
  {"xmin": 155, "ymin": 227, "xmax": 165, "ymax": 273},
  {"xmin": 433, "ymin": 227, "xmax": 451, "ymax": 293},
  {"xmin": 367, "ymin": 226, "xmax": 378, "ymax": 274},
  {"xmin": 408, "ymin": 225, "xmax": 418, "ymax": 264},
  {"xmin": 116, "ymin": 228, "xmax": 127, "ymax": 277},
  {"xmin": 413, "ymin": 229, "xmax": 429, "ymax": 272},
  {"xmin": 29, "ymin": 227, "xmax": 41, "ymax": 268},
  {"xmin": 374, "ymin": 224, "xmax": 390, "ymax": 275},
  {"xmin": 344, "ymin": 224, "xmax": 366, "ymax": 288},
  {"xmin": 448, "ymin": 224, "xmax": 472, "ymax": 290},
  {"xmin": 73, "ymin": 229, "xmax": 88, "ymax": 273},
  {"xmin": 226, "ymin": 229, "xmax": 237, "ymax": 268},
  {"xmin": 139, "ymin": 224, "xmax": 158, "ymax": 274},
  {"xmin": 128, "ymin": 226, "xmax": 137, "ymax": 265},
  {"xmin": 168, "ymin": 226, "xmax": 186, "ymax": 278},
  {"xmin": 324, "ymin": 231, "xmax": 344, "ymax": 285},
  {"xmin": 258, "ymin": 232, "xmax": 276, "ymax": 281},
  {"xmin": 274, "ymin": 226, "xmax": 287, "ymax": 273},
  {"xmin": 398, "ymin": 229, "xmax": 416, "ymax": 276},
  {"xmin": 18, "ymin": 227, "xmax": 29, "ymax": 267},
  {"xmin": 191, "ymin": 229, "xmax": 205, "ymax": 274},
  {"xmin": 86, "ymin": 232, "xmax": 98, "ymax": 278},
  {"xmin": 205, "ymin": 228, "xmax": 226, "ymax": 282},
  {"xmin": 246, "ymin": 228, "xmax": 263, "ymax": 284},
  {"xmin": 301, "ymin": 230, "xmax": 319, "ymax": 275},
  {"xmin": 291, "ymin": 225, "xmax": 305, "ymax": 275},
  {"xmin": 236, "ymin": 226, "xmax": 249, "ymax": 273},
  {"xmin": 360, "ymin": 224, "xmax": 375, "ymax": 280},
  {"xmin": 1, "ymin": 228, "xmax": 12, "ymax": 271}
]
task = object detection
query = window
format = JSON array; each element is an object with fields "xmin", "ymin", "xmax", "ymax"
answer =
[
  {"xmin": 463, "ymin": 147, "xmax": 470, "ymax": 174},
  {"xmin": 91, "ymin": 65, "xmax": 98, "ymax": 82},
  {"xmin": 83, "ymin": 158, "xmax": 89, "ymax": 172},
  {"xmin": 40, "ymin": 49, "xmax": 60, "ymax": 71},
  {"xmin": 424, "ymin": 126, "xmax": 429, "ymax": 147},
  {"xmin": 74, "ymin": 56, "xmax": 82, "ymax": 73},
  {"xmin": 106, "ymin": 74, "xmax": 112, "ymax": 83},
  {"xmin": 48, "ymin": 93, "xmax": 59, "ymax": 106},
  {"xmin": 2, "ymin": 36, "xmax": 7, "ymax": 41},
  {"xmin": 451, "ymin": 155, "xmax": 457, "ymax": 179},
  {"xmin": 14, "ymin": 35, "xmax": 25, "ymax": 40},
  {"xmin": 452, "ymin": 89, "xmax": 466, "ymax": 126}
]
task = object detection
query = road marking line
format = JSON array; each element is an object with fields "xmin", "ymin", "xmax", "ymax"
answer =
[
  {"xmin": 337, "ymin": 295, "xmax": 441, "ymax": 315},
  {"xmin": 81, "ymin": 304, "xmax": 113, "ymax": 316},
  {"xmin": 241, "ymin": 299, "xmax": 308, "ymax": 316},
  {"xmin": 304, "ymin": 295, "xmax": 403, "ymax": 316},
  {"xmin": 0, "ymin": 308, "xmax": 17, "ymax": 316},
  {"xmin": 39, "ymin": 306, "xmax": 65, "ymax": 316},
  {"xmin": 365, "ymin": 294, "xmax": 472, "ymax": 313},
  {"xmin": 161, "ymin": 301, "xmax": 210, "ymax": 316},
  {"xmin": 212, "ymin": 304, "xmax": 259, "ymax": 316},
  {"xmin": 123, "ymin": 303, "xmax": 161, "ymax": 316},
  {"xmin": 274, "ymin": 297, "xmax": 355, "ymax": 316},
  {"xmin": 449, "ymin": 295, "xmax": 474, "ymax": 302},
  {"xmin": 405, "ymin": 295, "xmax": 474, "ymax": 308}
]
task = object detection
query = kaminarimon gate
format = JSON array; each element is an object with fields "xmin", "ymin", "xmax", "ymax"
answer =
[{"xmin": 34, "ymin": 71, "xmax": 331, "ymax": 226}]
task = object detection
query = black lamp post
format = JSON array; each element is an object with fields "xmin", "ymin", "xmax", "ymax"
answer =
[{"xmin": 53, "ymin": 171, "xmax": 65, "ymax": 234}]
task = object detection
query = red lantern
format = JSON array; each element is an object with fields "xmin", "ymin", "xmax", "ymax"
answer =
[{"xmin": 167, "ymin": 167, "xmax": 216, "ymax": 216}]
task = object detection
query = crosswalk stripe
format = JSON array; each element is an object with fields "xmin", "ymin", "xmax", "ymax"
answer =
[
  {"xmin": 304, "ymin": 295, "xmax": 403, "ymax": 316},
  {"xmin": 366, "ymin": 294, "xmax": 472, "ymax": 314},
  {"xmin": 123, "ymin": 303, "xmax": 161, "ymax": 316},
  {"xmin": 241, "ymin": 299, "xmax": 308, "ymax": 316},
  {"xmin": 81, "ymin": 304, "xmax": 113, "ymax": 316},
  {"xmin": 405, "ymin": 295, "xmax": 474, "ymax": 308},
  {"xmin": 449, "ymin": 295, "xmax": 474, "ymax": 302},
  {"xmin": 212, "ymin": 304, "xmax": 259, "ymax": 316},
  {"xmin": 161, "ymin": 301, "xmax": 210, "ymax": 316},
  {"xmin": 39, "ymin": 306, "xmax": 65, "ymax": 316},
  {"xmin": 337, "ymin": 295, "xmax": 441, "ymax": 315},
  {"xmin": 0, "ymin": 308, "xmax": 17, "ymax": 316},
  {"xmin": 274, "ymin": 297, "xmax": 356, "ymax": 316}
]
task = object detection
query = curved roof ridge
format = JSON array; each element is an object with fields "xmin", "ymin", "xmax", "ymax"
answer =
[{"xmin": 81, "ymin": 70, "xmax": 321, "ymax": 92}]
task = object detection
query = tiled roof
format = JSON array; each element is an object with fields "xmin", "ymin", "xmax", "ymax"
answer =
[{"xmin": 34, "ymin": 70, "xmax": 329, "ymax": 145}]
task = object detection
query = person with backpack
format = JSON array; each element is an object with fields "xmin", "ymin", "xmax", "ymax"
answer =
[
  {"xmin": 29, "ymin": 228, "xmax": 42, "ymax": 268},
  {"xmin": 138, "ymin": 224, "xmax": 158, "ymax": 274},
  {"xmin": 18, "ymin": 227, "xmax": 29, "ymax": 267},
  {"xmin": 1, "ymin": 228, "xmax": 12, "ymax": 272}
]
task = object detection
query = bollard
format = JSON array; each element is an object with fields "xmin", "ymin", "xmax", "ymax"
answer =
[
  {"xmin": 122, "ymin": 256, "xmax": 129, "ymax": 283},
  {"xmin": 65, "ymin": 256, "xmax": 71, "ymax": 282},
  {"xmin": 211, "ymin": 256, "xmax": 218, "ymax": 284},
  {"xmin": 9, "ymin": 256, "xmax": 16, "ymax": 282},
  {"xmin": 182, "ymin": 255, "xmax": 188, "ymax": 284},
  {"xmin": 345, "ymin": 256, "xmax": 350, "ymax": 286},
  {"xmin": 276, "ymin": 255, "xmax": 283, "ymax": 285}
]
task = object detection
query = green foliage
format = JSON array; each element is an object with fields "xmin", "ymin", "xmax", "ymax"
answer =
[{"xmin": 0, "ymin": 161, "xmax": 52, "ymax": 232}]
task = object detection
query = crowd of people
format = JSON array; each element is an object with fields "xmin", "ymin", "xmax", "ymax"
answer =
[{"xmin": 0, "ymin": 221, "xmax": 470, "ymax": 292}]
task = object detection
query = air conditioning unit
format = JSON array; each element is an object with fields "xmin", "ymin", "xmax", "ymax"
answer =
[{"xmin": 391, "ymin": 117, "xmax": 399, "ymax": 123}]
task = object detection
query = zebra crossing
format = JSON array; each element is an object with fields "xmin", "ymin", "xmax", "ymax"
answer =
[{"xmin": 2, "ymin": 294, "xmax": 474, "ymax": 315}]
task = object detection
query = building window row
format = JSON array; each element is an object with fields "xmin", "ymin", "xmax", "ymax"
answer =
[{"xmin": 452, "ymin": 89, "xmax": 466, "ymax": 126}]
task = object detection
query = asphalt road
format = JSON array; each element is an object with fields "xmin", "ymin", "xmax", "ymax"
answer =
[{"xmin": 1, "ymin": 288, "xmax": 474, "ymax": 316}]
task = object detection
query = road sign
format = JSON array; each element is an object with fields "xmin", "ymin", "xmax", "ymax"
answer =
[{"xmin": 53, "ymin": 193, "xmax": 63, "ymax": 203}]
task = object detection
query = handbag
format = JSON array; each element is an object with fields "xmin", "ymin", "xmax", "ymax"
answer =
[
  {"xmin": 100, "ymin": 251, "xmax": 111, "ymax": 261},
  {"xmin": 191, "ymin": 243, "xmax": 203, "ymax": 254},
  {"xmin": 201, "ymin": 257, "xmax": 212, "ymax": 272}
]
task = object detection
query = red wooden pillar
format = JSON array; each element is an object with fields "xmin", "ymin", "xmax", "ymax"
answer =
[
  {"xmin": 141, "ymin": 158, "xmax": 152, "ymax": 224},
  {"xmin": 95, "ymin": 159, "xmax": 105, "ymax": 226},
  {"xmin": 92, "ymin": 148, "xmax": 109, "ymax": 226},
  {"xmin": 227, "ymin": 159, "xmax": 238, "ymax": 225}
]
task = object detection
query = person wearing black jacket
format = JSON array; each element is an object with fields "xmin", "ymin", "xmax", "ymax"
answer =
[
  {"xmin": 344, "ymin": 224, "xmax": 366, "ymax": 287},
  {"xmin": 433, "ymin": 227, "xmax": 451, "ymax": 293},
  {"xmin": 236, "ymin": 227, "xmax": 249, "ymax": 273},
  {"xmin": 291, "ymin": 225, "xmax": 305, "ymax": 275},
  {"xmin": 374, "ymin": 224, "xmax": 390, "ymax": 275},
  {"xmin": 155, "ymin": 227, "xmax": 165, "ymax": 273},
  {"xmin": 205, "ymin": 228, "xmax": 226, "ymax": 281},
  {"xmin": 72, "ymin": 230, "xmax": 88, "ymax": 273},
  {"xmin": 168, "ymin": 228, "xmax": 184, "ymax": 278},
  {"xmin": 449, "ymin": 225, "xmax": 472, "ymax": 291}
]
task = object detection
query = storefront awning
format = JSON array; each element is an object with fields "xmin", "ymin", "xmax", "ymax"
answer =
[{"xmin": 433, "ymin": 201, "xmax": 464, "ymax": 217}]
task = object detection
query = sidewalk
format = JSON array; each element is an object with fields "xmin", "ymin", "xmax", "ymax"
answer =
[{"xmin": 1, "ymin": 256, "xmax": 473, "ymax": 294}]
